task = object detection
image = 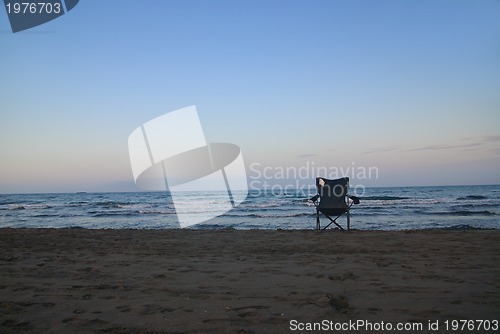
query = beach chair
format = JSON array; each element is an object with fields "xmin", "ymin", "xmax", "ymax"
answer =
[{"xmin": 309, "ymin": 177, "xmax": 360, "ymax": 230}]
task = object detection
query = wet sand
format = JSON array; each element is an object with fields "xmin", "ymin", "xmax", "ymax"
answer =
[{"xmin": 0, "ymin": 228, "xmax": 499, "ymax": 333}]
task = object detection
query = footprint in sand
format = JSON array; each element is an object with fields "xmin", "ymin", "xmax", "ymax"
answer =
[
  {"xmin": 140, "ymin": 304, "xmax": 175, "ymax": 315},
  {"xmin": 1, "ymin": 318, "xmax": 32, "ymax": 329},
  {"xmin": 116, "ymin": 305, "xmax": 131, "ymax": 313},
  {"xmin": 328, "ymin": 295, "xmax": 349, "ymax": 313}
]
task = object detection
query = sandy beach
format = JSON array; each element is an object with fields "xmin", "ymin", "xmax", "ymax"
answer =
[{"xmin": 0, "ymin": 228, "xmax": 499, "ymax": 333}]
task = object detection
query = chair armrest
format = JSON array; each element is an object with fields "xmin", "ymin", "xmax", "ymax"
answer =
[
  {"xmin": 309, "ymin": 194, "xmax": 320, "ymax": 202},
  {"xmin": 348, "ymin": 195, "xmax": 360, "ymax": 204}
]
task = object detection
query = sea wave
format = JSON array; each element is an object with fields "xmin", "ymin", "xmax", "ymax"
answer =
[
  {"xmin": 90, "ymin": 201, "xmax": 134, "ymax": 209},
  {"xmin": 67, "ymin": 201, "xmax": 89, "ymax": 207},
  {"xmin": 454, "ymin": 203, "xmax": 499, "ymax": 208},
  {"xmin": 90, "ymin": 211, "xmax": 141, "ymax": 217},
  {"xmin": 1, "ymin": 204, "xmax": 53, "ymax": 211},
  {"xmin": 415, "ymin": 210, "xmax": 495, "ymax": 216},
  {"xmin": 456, "ymin": 195, "xmax": 488, "ymax": 200},
  {"xmin": 441, "ymin": 224, "xmax": 491, "ymax": 230},
  {"xmin": 222, "ymin": 212, "xmax": 314, "ymax": 219},
  {"xmin": 8, "ymin": 206, "xmax": 26, "ymax": 210},
  {"xmin": 361, "ymin": 196, "xmax": 410, "ymax": 201}
]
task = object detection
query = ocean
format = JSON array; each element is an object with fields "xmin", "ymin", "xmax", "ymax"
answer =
[{"xmin": 0, "ymin": 185, "xmax": 499, "ymax": 230}]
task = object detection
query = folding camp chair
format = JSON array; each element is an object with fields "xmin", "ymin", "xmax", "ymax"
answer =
[{"xmin": 309, "ymin": 177, "xmax": 360, "ymax": 230}]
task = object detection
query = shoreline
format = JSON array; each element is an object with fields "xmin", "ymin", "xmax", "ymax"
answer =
[
  {"xmin": 1, "ymin": 223, "xmax": 497, "ymax": 231},
  {"xmin": 1, "ymin": 229, "xmax": 499, "ymax": 333}
]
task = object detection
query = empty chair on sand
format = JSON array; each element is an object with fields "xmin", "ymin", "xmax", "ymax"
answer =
[{"xmin": 309, "ymin": 177, "xmax": 360, "ymax": 230}]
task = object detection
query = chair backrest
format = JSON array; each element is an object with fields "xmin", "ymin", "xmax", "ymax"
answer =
[{"xmin": 316, "ymin": 177, "xmax": 349, "ymax": 210}]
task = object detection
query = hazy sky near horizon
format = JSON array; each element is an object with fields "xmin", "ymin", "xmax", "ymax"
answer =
[{"xmin": 1, "ymin": 0, "xmax": 499, "ymax": 194}]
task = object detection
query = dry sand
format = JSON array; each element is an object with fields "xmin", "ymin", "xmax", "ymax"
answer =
[{"xmin": 0, "ymin": 228, "xmax": 499, "ymax": 333}]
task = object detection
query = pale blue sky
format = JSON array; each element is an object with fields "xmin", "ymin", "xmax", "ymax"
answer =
[{"xmin": 1, "ymin": 0, "xmax": 499, "ymax": 193}]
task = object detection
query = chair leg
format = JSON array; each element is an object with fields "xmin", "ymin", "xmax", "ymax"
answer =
[
  {"xmin": 347, "ymin": 209, "xmax": 351, "ymax": 231},
  {"xmin": 316, "ymin": 209, "xmax": 319, "ymax": 230}
]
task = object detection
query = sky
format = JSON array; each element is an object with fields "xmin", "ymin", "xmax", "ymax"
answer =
[{"xmin": 1, "ymin": 0, "xmax": 499, "ymax": 194}]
